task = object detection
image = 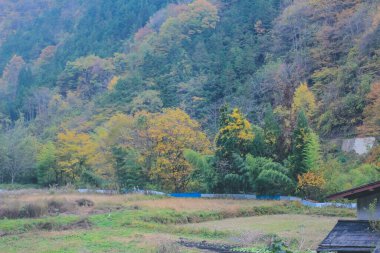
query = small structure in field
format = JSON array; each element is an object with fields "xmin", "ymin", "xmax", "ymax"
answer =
[{"xmin": 317, "ymin": 181, "xmax": 380, "ymax": 253}]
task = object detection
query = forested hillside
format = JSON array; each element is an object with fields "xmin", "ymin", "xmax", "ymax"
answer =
[{"xmin": 0, "ymin": 0, "xmax": 379, "ymax": 197}]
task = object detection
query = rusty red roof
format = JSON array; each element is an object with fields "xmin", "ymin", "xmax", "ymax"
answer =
[{"xmin": 327, "ymin": 181, "xmax": 380, "ymax": 200}]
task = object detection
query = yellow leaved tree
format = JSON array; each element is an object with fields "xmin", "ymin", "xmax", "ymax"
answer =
[
  {"xmin": 297, "ymin": 171, "xmax": 326, "ymax": 200},
  {"xmin": 215, "ymin": 107, "xmax": 254, "ymax": 157},
  {"xmin": 291, "ymin": 82, "xmax": 317, "ymax": 118},
  {"xmin": 148, "ymin": 109, "xmax": 210, "ymax": 192},
  {"xmin": 56, "ymin": 129, "xmax": 101, "ymax": 184}
]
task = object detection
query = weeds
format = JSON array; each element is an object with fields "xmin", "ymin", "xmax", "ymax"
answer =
[
  {"xmin": 369, "ymin": 198, "xmax": 380, "ymax": 231},
  {"xmin": 0, "ymin": 194, "xmax": 353, "ymax": 253},
  {"xmin": 47, "ymin": 198, "xmax": 76, "ymax": 214},
  {"xmin": 0, "ymin": 202, "xmax": 48, "ymax": 219},
  {"xmin": 20, "ymin": 203, "xmax": 48, "ymax": 218},
  {"xmin": 75, "ymin": 198, "xmax": 95, "ymax": 207},
  {"xmin": 156, "ymin": 242, "xmax": 180, "ymax": 253},
  {"xmin": 0, "ymin": 197, "xmax": 93, "ymax": 219}
]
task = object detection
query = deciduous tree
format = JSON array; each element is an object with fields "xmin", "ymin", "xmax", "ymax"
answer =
[
  {"xmin": 291, "ymin": 82, "xmax": 316, "ymax": 118},
  {"xmin": 112, "ymin": 147, "xmax": 147, "ymax": 190},
  {"xmin": 148, "ymin": 108, "xmax": 210, "ymax": 192},
  {"xmin": 0, "ymin": 118, "xmax": 37, "ymax": 184},
  {"xmin": 36, "ymin": 141, "xmax": 57, "ymax": 186},
  {"xmin": 357, "ymin": 82, "xmax": 380, "ymax": 136},
  {"xmin": 215, "ymin": 107, "xmax": 254, "ymax": 158},
  {"xmin": 56, "ymin": 129, "xmax": 100, "ymax": 184},
  {"xmin": 214, "ymin": 106, "xmax": 255, "ymax": 193},
  {"xmin": 297, "ymin": 171, "xmax": 326, "ymax": 200}
]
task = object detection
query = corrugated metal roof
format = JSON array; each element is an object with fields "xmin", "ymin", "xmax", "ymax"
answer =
[
  {"xmin": 327, "ymin": 181, "xmax": 380, "ymax": 200},
  {"xmin": 317, "ymin": 220, "xmax": 380, "ymax": 252}
]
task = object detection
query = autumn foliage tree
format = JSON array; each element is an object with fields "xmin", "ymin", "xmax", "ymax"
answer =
[
  {"xmin": 291, "ymin": 82, "xmax": 317, "ymax": 118},
  {"xmin": 96, "ymin": 112, "xmax": 152, "ymax": 189},
  {"xmin": 97, "ymin": 109, "xmax": 210, "ymax": 191},
  {"xmin": 297, "ymin": 171, "xmax": 326, "ymax": 200},
  {"xmin": 358, "ymin": 82, "xmax": 380, "ymax": 136},
  {"xmin": 148, "ymin": 109, "xmax": 210, "ymax": 192},
  {"xmin": 57, "ymin": 55, "xmax": 115, "ymax": 99},
  {"xmin": 215, "ymin": 107, "xmax": 254, "ymax": 158},
  {"xmin": 214, "ymin": 106, "xmax": 255, "ymax": 192},
  {"xmin": 0, "ymin": 0, "xmax": 378, "ymax": 196},
  {"xmin": 365, "ymin": 145, "xmax": 380, "ymax": 167},
  {"xmin": 56, "ymin": 130, "xmax": 101, "ymax": 184}
]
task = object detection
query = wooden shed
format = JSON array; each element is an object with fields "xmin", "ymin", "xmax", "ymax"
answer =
[
  {"xmin": 328, "ymin": 181, "xmax": 380, "ymax": 220},
  {"xmin": 317, "ymin": 181, "xmax": 380, "ymax": 253}
]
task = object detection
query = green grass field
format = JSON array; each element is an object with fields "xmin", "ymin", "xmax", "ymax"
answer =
[{"xmin": 0, "ymin": 192, "xmax": 355, "ymax": 253}]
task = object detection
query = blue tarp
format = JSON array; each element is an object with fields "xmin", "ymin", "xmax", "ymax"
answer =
[
  {"xmin": 256, "ymin": 195, "xmax": 281, "ymax": 200},
  {"xmin": 170, "ymin": 192, "xmax": 201, "ymax": 198}
]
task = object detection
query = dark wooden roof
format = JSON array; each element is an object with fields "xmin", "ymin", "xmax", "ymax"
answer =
[
  {"xmin": 317, "ymin": 220, "xmax": 380, "ymax": 252},
  {"xmin": 327, "ymin": 181, "xmax": 380, "ymax": 200}
]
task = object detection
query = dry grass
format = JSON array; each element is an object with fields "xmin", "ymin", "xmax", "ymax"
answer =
[
  {"xmin": 182, "ymin": 214, "xmax": 353, "ymax": 250},
  {"xmin": 0, "ymin": 191, "xmax": 355, "ymax": 252},
  {"xmin": 0, "ymin": 192, "xmax": 145, "ymax": 218},
  {"xmin": 128, "ymin": 198, "xmax": 281, "ymax": 212},
  {"xmin": 0, "ymin": 192, "xmax": 284, "ymax": 218},
  {"xmin": 136, "ymin": 233, "xmax": 176, "ymax": 248},
  {"xmin": 0, "ymin": 192, "xmax": 132, "ymax": 205}
]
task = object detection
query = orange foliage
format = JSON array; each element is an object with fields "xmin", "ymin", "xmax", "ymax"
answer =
[
  {"xmin": 297, "ymin": 171, "xmax": 326, "ymax": 200},
  {"xmin": 358, "ymin": 82, "xmax": 380, "ymax": 136},
  {"xmin": 134, "ymin": 26, "xmax": 154, "ymax": 42},
  {"xmin": 365, "ymin": 145, "xmax": 380, "ymax": 167}
]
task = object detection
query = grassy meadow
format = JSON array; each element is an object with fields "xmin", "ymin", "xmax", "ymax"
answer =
[{"xmin": 0, "ymin": 190, "xmax": 354, "ymax": 253}]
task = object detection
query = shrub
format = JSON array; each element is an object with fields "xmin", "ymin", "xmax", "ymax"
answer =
[
  {"xmin": 75, "ymin": 198, "xmax": 94, "ymax": 207},
  {"xmin": 19, "ymin": 203, "xmax": 48, "ymax": 218},
  {"xmin": 47, "ymin": 198, "xmax": 76, "ymax": 214},
  {"xmin": 0, "ymin": 202, "xmax": 22, "ymax": 219},
  {"xmin": 0, "ymin": 201, "xmax": 48, "ymax": 219},
  {"xmin": 297, "ymin": 172, "xmax": 326, "ymax": 201},
  {"xmin": 267, "ymin": 237, "xmax": 292, "ymax": 253},
  {"xmin": 0, "ymin": 198, "xmax": 79, "ymax": 219}
]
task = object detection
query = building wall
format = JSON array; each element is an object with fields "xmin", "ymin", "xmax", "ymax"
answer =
[
  {"xmin": 341, "ymin": 137, "xmax": 376, "ymax": 155},
  {"xmin": 357, "ymin": 192, "xmax": 380, "ymax": 220}
]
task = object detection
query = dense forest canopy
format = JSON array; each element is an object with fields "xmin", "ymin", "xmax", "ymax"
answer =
[{"xmin": 0, "ymin": 0, "xmax": 379, "ymax": 197}]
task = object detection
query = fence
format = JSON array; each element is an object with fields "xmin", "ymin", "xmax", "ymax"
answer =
[
  {"xmin": 74, "ymin": 189, "xmax": 356, "ymax": 209},
  {"xmin": 77, "ymin": 189, "xmax": 118, "ymax": 194},
  {"xmin": 169, "ymin": 193, "xmax": 357, "ymax": 209},
  {"xmin": 170, "ymin": 192, "xmax": 201, "ymax": 198}
]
